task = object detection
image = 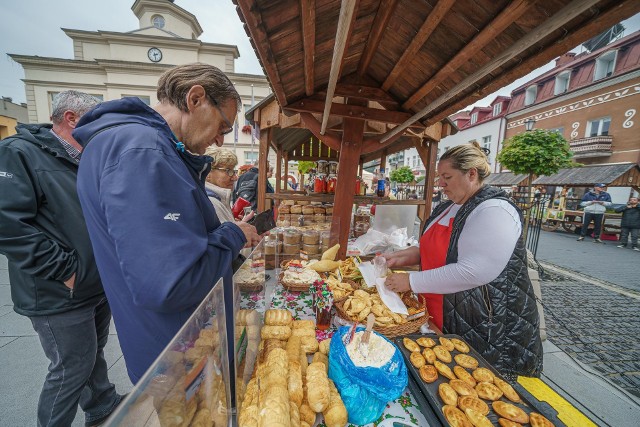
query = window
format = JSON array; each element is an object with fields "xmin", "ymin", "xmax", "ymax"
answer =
[
  {"xmin": 470, "ymin": 112, "xmax": 478, "ymax": 124},
  {"xmin": 492, "ymin": 103, "xmax": 502, "ymax": 116},
  {"xmin": 151, "ymin": 15, "xmax": 165, "ymax": 29},
  {"xmin": 554, "ymin": 71, "xmax": 571, "ymax": 95},
  {"xmin": 481, "ymin": 136, "xmax": 491, "ymax": 149},
  {"xmin": 244, "ymin": 104, "xmax": 252, "ymax": 125},
  {"xmin": 594, "ymin": 51, "xmax": 616, "ymax": 81},
  {"xmin": 586, "ymin": 117, "xmax": 611, "ymax": 137},
  {"xmin": 122, "ymin": 95, "xmax": 150, "ymax": 105},
  {"xmin": 548, "ymin": 127, "xmax": 564, "ymax": 136},
  {"xmin": 524, "ymin": 85, "xmax": 537, "ymax": 106},
  {"xmin": 244, "ymin": 151, "xmax": 258, "ymax": 164}
]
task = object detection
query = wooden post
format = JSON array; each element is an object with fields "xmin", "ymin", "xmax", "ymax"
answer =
[
  {"xmin": 276, "ymin": 149, "xmax": 283, "ymax": 193},
  {"xmin": 283, "ymin": 151, "xmax": 289, "ymax": 191},
  {"xmin": 334, "ymin": 107, "xmax": 365, "ymax": 260},
  {"xmin": 257, "ymin": 128, "xmax": 270, "ymax": 213},
  {"xmin": 415, "ymin": 138, "xmax": 439, "ymax": 227}
]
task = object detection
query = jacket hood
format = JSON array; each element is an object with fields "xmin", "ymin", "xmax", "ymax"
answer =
[
  {"xmin": 14, "ymin": 123, "xmax": 74, "ymax": 161},
  {"xmin": 73, "ymin": 97, "xmax": 170, "ymax": 148}
]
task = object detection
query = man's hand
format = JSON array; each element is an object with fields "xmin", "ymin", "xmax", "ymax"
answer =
[
  {"xmin": 63, "ymin": 273, "xmax": 76, "ymax": 290},
  {"xmin": 385, "ymin": 273, "xmax": 411, "ymax": 293},
  {"xmin": 235, "ymin": 221, "xmax": 261, "ymax": 247}
]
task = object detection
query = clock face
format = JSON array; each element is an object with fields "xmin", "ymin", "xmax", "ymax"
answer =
[{"xmin": 148, "ymin": 47, "xmax": 162, "ymax": 63}]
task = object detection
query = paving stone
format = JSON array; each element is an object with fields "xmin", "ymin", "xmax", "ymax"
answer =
[
  {"xmin": 0, "ymin": 310, "xmax": 37, "ymax": 337},
  {"xmin": 0, "ymin": 284, "xmax": 11, "ymax": 304}
]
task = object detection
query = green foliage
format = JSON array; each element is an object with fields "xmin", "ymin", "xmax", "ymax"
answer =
[
  {"xmin": 297, "ymin": 161, "xmax": 315, "ymax": 174},
  {"xmin": 415, "ymin": 175, "xmax": 426, "ymax": 183},
  {"xmin": 497, "ymin": 129, "xmax": 575, "ymax": 176},
  {"xmin": 389, "ymin": 166, "xmax": 415, "ymax": 183}
]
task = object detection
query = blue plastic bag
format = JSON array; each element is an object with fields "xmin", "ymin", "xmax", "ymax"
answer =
[{"xmin": 328, "ymin": 326, "xmax": 408, "ymax": 425}]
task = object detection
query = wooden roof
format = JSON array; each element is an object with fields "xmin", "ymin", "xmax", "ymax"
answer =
[
  {"xmin": 485, "ymin": 172, "xmax": 529, "ymax": 187},
  {"xmin": 533, "ymin": 163, "xmax": 640, "ymax": 187},
  {"xmin": 233, "ymin": 0, "xmax": 639, "ymax": 140}
]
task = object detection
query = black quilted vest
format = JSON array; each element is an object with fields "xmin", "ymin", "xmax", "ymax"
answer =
[{"xmin": 426, "ymin": 185, "xmax": 543, "ymax": 378}]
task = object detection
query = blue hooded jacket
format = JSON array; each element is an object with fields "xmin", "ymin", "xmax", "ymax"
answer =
[{"xmin": 73, "ymin": 97, "xmax": 246, "ymax": 383}]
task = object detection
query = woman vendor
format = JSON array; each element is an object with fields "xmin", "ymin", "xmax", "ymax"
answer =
[{"xmin": 383, "ymin": 142, "xmax": 542, "ymax": 379}]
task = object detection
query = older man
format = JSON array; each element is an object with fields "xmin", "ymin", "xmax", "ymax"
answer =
[
  {"xmin": 0, "ymin": 91, "xmax": 124, "ymax": 427},
  {"xmin": 73, "ymin": 63, "xmax": 260, "ymax": 384}
]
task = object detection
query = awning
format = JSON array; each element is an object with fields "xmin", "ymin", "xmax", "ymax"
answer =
[
  {"xmin": 485, "ymin": 172, "xmax": 529, "ymax": 187},
  {"xmin": 532, "ymin": 163, "xmax": 640, "ymax": 187}
]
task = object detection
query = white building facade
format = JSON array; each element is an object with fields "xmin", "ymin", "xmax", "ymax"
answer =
[{"xmin": 10, "ymin": 0, "xmax": 271, "ymax": 165}]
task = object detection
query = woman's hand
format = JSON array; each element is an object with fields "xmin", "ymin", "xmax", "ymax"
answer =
[
  {"xmin": 380, "ymin": 247, "xmax": 420, "ymax": 268},
  {"xmin": 385, "ymin": 273, "xmax": 411, "ymax": 293}
]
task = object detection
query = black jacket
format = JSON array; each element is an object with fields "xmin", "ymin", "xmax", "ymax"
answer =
[
  {"xmin": 0, "ymin": 124, "xmax": 104, "ymax": 316},
  {"xmin": 233, "ymin": 167, "xmax": 274, "ymax": 212},
  {"xmin": 615, "ymin": 204, "xmax": 640, "ymax": 229},
  {"xmin": 428, "ymin": 186, "xmax": 543, "ymax": 378}
]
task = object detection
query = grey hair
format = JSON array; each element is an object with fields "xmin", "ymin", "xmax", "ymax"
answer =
[{"xmin": 51, "ymin": 91, "xmax": 100, "ymax": 124}]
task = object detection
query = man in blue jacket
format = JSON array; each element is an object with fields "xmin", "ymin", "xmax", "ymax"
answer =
[
  {"xmin": 577, "ymin": 183, "xmax": 612, "ymax": 243},
  {"xmin": 74, "ymin": 64, "xmax": 260, "ymax": 384}
]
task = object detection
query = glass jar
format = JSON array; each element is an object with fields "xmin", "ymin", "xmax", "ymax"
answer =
[
  {"xmin": 314, "ymin": 174, "xmax": 326, "ymax": 193},
  {"xmin": 283, "ymin": 230, "xmax": 301, "ymax": 245},
  {"xmin": 326, "ymin": 174, "xmax": 337, "ymax": 194},
  {"xmin": 320, "ymin": 230, "xmax": 331, "ymax": 246},
  {"xmin": 315, "ymin": 305, "xmax": 332, "ymax": 330},
  {"xmin": 354, "ymin": 221, "xmax": 369, "ymax": 238},
  {"xmin": 283, "ymin": 243, "xmax": 300, "ymax": 255},
  {"xmin": 264, "ymin": 240, "xmax": 278, "ymax": 255},
  {"xmin": 302, "ymin": 230, "xmax": 319, "ymax": 245},
  {"xmin": 328, "ymin": 161, "xmax": 338, "ymax": 175},
  {"xmin": 302, "ymin": 243, "xmax": 321, "ymax": 255},
  {"xmin": 316, "ymin": 160, "xmax": 328, "ymax": 175}
]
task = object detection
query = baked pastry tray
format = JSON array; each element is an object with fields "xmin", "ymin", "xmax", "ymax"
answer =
[{"xmin": 395, "ymin": 333, "xmax": 565, "ymax": 427}]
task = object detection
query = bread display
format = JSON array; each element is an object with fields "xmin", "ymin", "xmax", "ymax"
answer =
[
  {"xmin": 323, "ymin": 381, "xmax": 348, "ymax": 427},
  {"xmin": 442, "ymin": 404, "xmax": 472, "ymax": 427},
  {"xmin": 306, "ymin": 362, "xmax": 330, "ymax": 412},
  {"xmin": 261, "ymin": 325, "xmax": 292, "ymax": 340},
  {"xmin": 265, "ymin": 309, "xmax": 293, "ymax": 326}
]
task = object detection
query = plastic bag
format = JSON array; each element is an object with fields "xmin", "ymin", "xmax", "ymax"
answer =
[{"xmin": 328, "ymin": 326, "xmax": 408, "ymax": 425}]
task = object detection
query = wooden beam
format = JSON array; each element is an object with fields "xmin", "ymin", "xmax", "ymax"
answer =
[
  {"xmin": 426, "ymin": 0, "xmax": 640, "ymax": 126},
  {"xmin": 321, "ymin": 0, "xmax": 359, "ymax": 134},
  {"xmin": 334, "ymin": 83, "xmax": 400, "ymax": 109},
  {"xmin": 301, "ymin": 0, "xmax": 316, "ymax": 96},
  {"xmin": 257, "ymin": 128, "xmax": 271, "ymax": 213},
  {"xmin": 234, "ymin": 1, "xmax": 288, "ymax": 105},
  {"xmin": 299, "ymin": 113, "xmax": 342, "ymax": 151},
  {"xmin": 380, "ymin": 0, "xmax": 602, "ymax": 143},
  {"xmin": 287, "ymin": 98, "xmax": 425, "ymax": 128},
  {"xmin": 361, "ymin": 131, "xmax": 405, "ymax": 155},
  {"xmin": 404, "ymin": 0, "xmax": 534, "ymax": 109},
  {"xmin": 381, "ymin": 0, "xmax": 455, "ymax": 91},
  {"xmin": 275, "ymin": 149, "xmax": 282, "ymax": 193},
  {"xmin": 360, "ymin": 135, "xmax": 415, "ymax": 163},
  {"xmin": 419, "ymin": 139, "xmax": 439, "ymax": 225},
  {"xmin": 357, "ymin": 0, "xmax": 399, "ymax": 77}
]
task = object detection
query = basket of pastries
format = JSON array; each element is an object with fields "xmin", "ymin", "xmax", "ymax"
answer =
[{"xmin": 233, "ymin": 263, "xmax": 265, "ymax": 293}]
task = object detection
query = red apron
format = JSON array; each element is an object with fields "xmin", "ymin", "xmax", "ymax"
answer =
[{"xmin": 420, "ymin": 209, "xmax": 454, "ymax": 330}]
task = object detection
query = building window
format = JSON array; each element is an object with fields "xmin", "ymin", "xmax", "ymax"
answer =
[
  {"xmin": 524, "ymin": 85, "xmax": 537, "ymax": 106},
  {"xmin": 586, "ymin": 117, "xmax": 611, "ymax": 137},
  {"xmin": 470, "ymin": 112, "xmax": 478, "ymax": 124},
  {"xmin": 492, "ymin": 103, "xmax": 502, "ymax": 116},
  {"xmin": 481, "ymin": 135, "xmax": 491, "ymax": 150},
  {"xmin": 122, "ymin": 95, "xmax": 150, "ymax": 105},
  {"xmin": 554, "ymin": 71, "xmax": 571, "ymax": 95},
  {"xmin": 594, "ymin": 50, "xmax": 616, "ymax": 81},
  {"xmin": 244, "ymin": 151, "xmax": 258, "ymax": 164},
  {"xmin": 548, "ymin": 127, "xmax": 564, "ymax": 136},
  {"xmin": 151, "ymin": 15, "xmax": 165, "ymax": 29}
]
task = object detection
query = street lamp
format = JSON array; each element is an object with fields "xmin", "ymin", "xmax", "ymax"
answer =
[{"xmin": 524, "ymin": 118, "xmax": 536, "ymax": 131}]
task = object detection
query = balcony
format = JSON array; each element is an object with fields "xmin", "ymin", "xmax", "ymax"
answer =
[{"xmin": 569, "ymin": 135, "xmax": 612, "ymax": 159}]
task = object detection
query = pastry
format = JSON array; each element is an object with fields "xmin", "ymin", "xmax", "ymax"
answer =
[
  {"xmin": 292, "ymin": 328, "xmax": 316, "ymax": 338},
  {"xmin": 498, "ymin": 419, "xmax": 523, "ymax": 427},
  {"xmin": 475, "ymin": 382, "xmax": 503, "ymax": 401},
  {"xmin": 454, "ymin": 353, "xmax": 479, "ymax": 369},
  {"xmin": 442, "ymin": 405, "xmax": 472, "ymax": 427},
  {"xmin": 300, "ymin": 336, "xmax": 319, "ymax": 354},
  {"xmin": 403, "ymin": 337, "xmax": 421, "ymax": 353},
  {"xmin": 191, "ymin": 408, "xmax": 213, "ymax": 427},
  {"xmin": 494, "ymin": 377, "xmax": 521, "ymax": 403},
  {"xmin": 264, "ymin": 309, "xmax": 293, "ymax": 326},
  {"xmin": 238, "ymin": 404, "xmax": 259, "ymax": 427},
  {"xmin": 423, "ymin": 348, "xmax": 437, "ymax": 364},
  {"xmin": 464, "ymin": 407, "xmax": 493, "ymax": 427},
  {"xmin": 261, "ymin": 325, "xmax": 292, "ymax": 340},
  {"xmin": 288, "ymin": 360, "xmax": 303, "ymax": 409},
  {"xmin": 472, "ymin": 367, "xmax": 495, "ymax": 383},
  {"xmin": 457, "ymin": 395, "xmax": 489, "ymax": 416},
  {"xmin": 286, "ymin": 336, "xmax": 302, "ymax": 362},
  {"xmin": 323, "ymin": 381, "xmax": 348, "ymax": 427},
  {"xmin": 290, "ymin": 401, "xmax": 301, "ymax": 427},
  {"xmin": 530, "ymin": 412, "xmax": 555, "ymax": 427},
  {"xmin": 449, "ymin": 379, "xmax": 478, "ymax": 398},
  {"xmin": 319, "ymin": 338, "xmax": 331, "ymax": 355},
  {"xmin": 492, "ymin": 401, "xmax": 529, "ymax": 424},
  {"xmin": 416, "ymin": 337, "xmax": 436, "ymax": 348},
  {"xmin": 438, "ymin": 383, "xmax": 459, "ymax": 406},
  {"xmin": 454, "ymin": 365, "xmax": 477, "ymax": 387},
  {"xmin": 410, "ymin": 351, "xmax": 426, "ymax": 368},
  {"xmin": 299, "ymin": 403, "xmax": 315, "ymax": 425},
  {"xmin": 312, "ymin": 351, "xmax": 329, "ymax": 371},
  {"xmin": 259, "ymin": 388, "xmax": 291, "ymax": 426},
  {"xmin": 434, "ymin": 345, "xmax": 453, "ymax": 363},
  {"xmin": 435, "ymin": 360, "xmax": 456, "ymax": 380},
  {"xmin": 419, "ymin": 365, "xmax": 438, "ymax": 383},
  {"xmin": 439, "ymin": 336, "xmax": 456, "ymax": 351},
  {"xmin": 451, "ymin": 337, "xmax": 470, "ymax": 353},
  {"xmin": 292, "ymin": 319, "xmax": 315, "ymax": 330},
  {"xmin": 306, "ymin": 362, "xmax": 330, "ymax": 412}
]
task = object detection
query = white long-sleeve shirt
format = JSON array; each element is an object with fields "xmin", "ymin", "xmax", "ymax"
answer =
[{"xmin": 409, "ymin": 199, "xmax": 521, "ymax": 294}]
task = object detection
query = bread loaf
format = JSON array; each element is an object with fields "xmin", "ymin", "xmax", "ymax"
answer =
[
  {"xmin": 306, "ymin": 362, "xmax": 330, "ymax": 412},
  {"xmin": 261, "ymin": 325, "xmax": 292, "ymax": 340},
  {"xmin": 288, "ymin": 360, "xmax": 303, "ymax": 408},
  {"xmin": 323, "ymin": 380, "xmax": 348, "ymax": 427},
  {"xmin": 265, "ymin": 309, "xmax": 293, "ymax": 326}
]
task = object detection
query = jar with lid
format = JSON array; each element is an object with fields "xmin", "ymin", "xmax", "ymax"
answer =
[
  {"xmin": 320, "ymin": 230, "xmax": 331, "ymax": 246},
  {"xmin": 283, "ymin": 229, "xmax": 301, "ymax": 245},
  {"xmin": 302, "ymin": 230, "xmax": 319, "ymax": 245},
  {"xmin": 316, "ymin": 160, "xmax": 328, "ymax": 175},
  {"xmin": 283, "ymin": 243, "xmax": 300, "ymax": 255},
  {"xmin": 314, "ymin": 174, "xmax": 326, "ymax": 194},
  {"xmin": 328, "ymin": 161, "xmax": 338, "ymax": 175},
  {"xmin": 326, "ymin": 174, "xmax": 337, "ymax": 194}
]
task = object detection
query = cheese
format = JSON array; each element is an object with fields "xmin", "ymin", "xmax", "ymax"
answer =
[{"xmin": 346, "ymin": 331, "xmax": 395, "ymax": 367}]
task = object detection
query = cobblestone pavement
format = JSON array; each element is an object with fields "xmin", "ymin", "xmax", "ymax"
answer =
[{"xmin": 540, "ymin": 273, "xmax": 640, "ymax": 398}]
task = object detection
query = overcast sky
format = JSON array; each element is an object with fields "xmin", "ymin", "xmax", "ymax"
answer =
[{"xmin": 1, "ymin": 1, "xmax": 638, "ymax": 110}]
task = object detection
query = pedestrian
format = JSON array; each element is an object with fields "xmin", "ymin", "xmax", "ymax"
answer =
[
  {"xmin": 0, "ymin": 90, "xmax": 125, "ymax": 427},
  {"xmin": 73, "ymin": 63, "xmax": 261, "ymax": 384},
  {"xmin": 615, "ymin": 196, "xmax": 640, "ymax": 251},
  {"xmin": 577, "ymin": 183, "xmax": 612, "ymax": 243},
  {"xmin": 233, "ymin": 160, "xmax": 274, "ymax": 212}
]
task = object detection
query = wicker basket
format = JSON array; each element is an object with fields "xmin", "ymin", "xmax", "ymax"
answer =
[
  {"xmin": 278, "ymin": 271, "xmax": 312, "ymax": 292},
  {"xmin": 237, "ymin": 281, "xmax": 264, "ymax": 293},
  {"xmin": 333, "ymin": 294, "xmax": 429, "ymax": 338},
  {"xmin": 331, "ymin": 278, "xmax": 361, "ymax": 303}
]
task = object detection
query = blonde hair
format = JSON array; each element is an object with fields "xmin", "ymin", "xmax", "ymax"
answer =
[
  {"xmin": 439, "ymin": 141, "xmax": 491, "ymax": 182},
  {"xmin": 204, "ymin": 147, "xmax": 238, "ymax": 169}
]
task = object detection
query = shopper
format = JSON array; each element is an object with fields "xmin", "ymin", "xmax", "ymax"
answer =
[
  {"xmin": 577, "ymin": 184, "xmax": 612, "ymax": 243},
  {"xmin": 0, "ymin": 91, "xmax": 125, "ymax": 426},
  {"xmin": 383, "ymin": 142, "xmax": 542, "ymax": 379},
  {"xmin": 204, "ymin": 146, "xmax": 239, "ymax": 222},
  {"xmin": 74, "ymin": 63, "xmax": 261, "ymax": 384},
  {"xmin": 233, "ymin": 160, "xmax": 274, "ymax": 212},
  {"xmin": 615, "ymin": 196, "xmax": 640, "ymax": 251}
]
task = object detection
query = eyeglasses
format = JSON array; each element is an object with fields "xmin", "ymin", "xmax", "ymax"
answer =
[
  {"xmin": 209, "ymin": 97, "xmax": 234, "ymax": 136},
  {"xmin": 213, "ymin": 167, "xmax": 238, "ymax": 177}
]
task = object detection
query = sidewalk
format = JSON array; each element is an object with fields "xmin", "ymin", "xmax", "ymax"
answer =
[{"xmin": 1, "ymin": 253, "xmax": 639, "ymax": 425}]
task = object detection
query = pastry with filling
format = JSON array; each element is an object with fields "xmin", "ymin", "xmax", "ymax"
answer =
[
  {"xmin": 433, "ymin": 345, "xmax": 452, "ymax": 363},
  {"xmin": 423, "ymin": 348, "xmax": 437, "ymax": 364},
  {"xmin": 472, "ymin": 367, "xmax": 495, "ymax": 383},
  {"xmin": 464, "ymin": 407, "xmax": 493, "ymax": 427},
  {"xmin": 410, "ymin": 351, "xmax": 426, "ymax": 368},
  {"xmin": 439, "ymin": 336, "xmax": 455, "ymax": 351},
  {"xmin": 442, "ymin": 405, "xmax": 472, "ymax": 427},
  {"xmin": 529, "ymin": 412, "xmax": 555, "ymax": 427},
  {"xmin": 454, "ymin": 366, "xmax": 477, "ymax": 387},
  {"xmin": 492, "ymin": 401, "xmax": 529, "ymax": 424},
  {"xmin": 494, "ymin": 377, "xmax": 521, "ymax": 403},
  {"xmin": 416, "ymin": 337, "xmax": 436, "ymax": 348},
  {"xmin": 419, "ymin": 365, "xmax": 438, "ymax": 383},
  {"xmin": 457, "ymin": 395, "xmax": 488, "ymax": 416},
  {"xmin": 434, "ymin": 360, "xmax": 456, "ymax": 380},
  {"xmin": 449, "ymin": 379, "xmax": 478, "ymax": 398},
  {"xmin": 498, "ymin": 418, "xmax": 523, "ymax": 427},
  {"xmin": 451, "ymin": 337, "xmax": 470, "ymax": 353},
  {"xmin": 438, "ymin": 383, "xmax": 459, "ymax": 406},
  {"xmin": 454, "ymin": 353, "xmax": 479, "ymax": 369},
  {"xmin": 403, "ymin": 337, "xmax": 421, "ymax": 353},
  {"xmin": 475, "ymin": 382, "xmax": 503, "ymax": 401}
]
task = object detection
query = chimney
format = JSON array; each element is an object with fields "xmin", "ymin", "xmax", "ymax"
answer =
[
  {"xmin": 555, "ymin": 52, "xmax": 576, "ymax": 67},
  {"xmin": 2, "ymin": 97, "xmax": 13, "ymax": 103}
]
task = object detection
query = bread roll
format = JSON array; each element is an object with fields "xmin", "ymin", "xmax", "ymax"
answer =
[
  {"xmin": 265, "ymin": 309, "xmax": 293, "ymax": 326},
  {"xmin": 191, "ymin": 408, "xmax": 213, "ymax": 427},
  {"xmin": 311, "ymin": 352, "xmax": 329, "ymax": 371},
  {"xmin": 238, "ymin": 404, "xmax": 259, "ymax": 427},
  {"xmin": 299, "ymin": 403, "xmax": 316, "ymax": 425},
  {"xmin": 290, "ymin": 399, "xmax": 301, "ymax": 427},
  {"xmin": 318, "ymin": 338, "xmax": 331, "ymax": 355},
  {"xmin": 292, "ymin": 319, "xmax": 315, "ymax": 330},
  {"xmin": 291, "ymin": 328, "xmax": 316, "ymax": 338},
  {"xmin": 300, "ymin": 336, "xmax": 319, "ymax": 354},
  {"xmin": 286, "ymin": 336, "xmax": 302, "ymax": 363},
  {"xmin": 261, "ymin": 325, "xmax": 292, "ymax": 340},
  {"xmin": 288, "ymin": 360, "xmax": 303, "ymax": 408},
  {"xmin": 306, "ymin": 362, "xmax": 330, "ymax": 412},
  {"xmin": 323, "ymin": 380, "xmax": 348, "ymax": 427}
]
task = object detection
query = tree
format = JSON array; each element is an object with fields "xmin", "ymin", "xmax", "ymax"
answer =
[
  {"xmin": 390, "ymin": 166, "xmax": 415, "ymax": 184},
  {"xmin": 497, "ymin": 129, "xmax": 575, "ymax": 237}
]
